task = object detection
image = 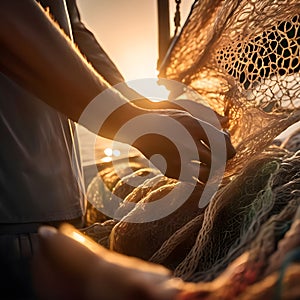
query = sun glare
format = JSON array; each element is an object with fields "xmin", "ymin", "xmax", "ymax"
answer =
[
  {"xmin": 72, "ymin": 231, "xmax": 86, "ymax": 244},
  {"xmin": 127, "ymin": 79, "xmax": 170, "ymax": 101},
  {"xmin": 104, "ymin": 148, "xmax": 113, "ymax": 157}
]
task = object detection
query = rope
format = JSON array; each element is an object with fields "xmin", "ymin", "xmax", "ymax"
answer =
[{"xmin": 174, "ymin": 0, "xmax": 181, "ymax": 36}]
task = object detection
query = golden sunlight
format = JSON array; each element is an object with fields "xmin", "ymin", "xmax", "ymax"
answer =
[{"xmin": 77, "ymin": 0, "xmax": 194, "ymax": 81}]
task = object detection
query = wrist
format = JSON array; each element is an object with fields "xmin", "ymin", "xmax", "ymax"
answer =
[{"xmin": 98, "ymin": 96, "xmax": 146, "ymax": 142}]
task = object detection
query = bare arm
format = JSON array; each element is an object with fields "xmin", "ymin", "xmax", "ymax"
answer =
[
  {"xmin": 66, "ymin": 0, "xmax": 126, "ymax": 86},
  {"xmin": 0, "ymin": 0, "xmax": 135, "ymax": 126}
]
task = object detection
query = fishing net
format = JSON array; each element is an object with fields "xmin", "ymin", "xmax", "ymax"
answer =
[
  {"xmin": 160, "ymin": 0, "xmax": 300, "ymax": 175},
  {"xmin": 83, "ymin": 0, "xmax": 300, "ymax": 298}
]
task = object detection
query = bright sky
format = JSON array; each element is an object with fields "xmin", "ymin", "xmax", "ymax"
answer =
[{"xmin": 77, "ymin": 0, "xmax": 194, "ymax": 81}]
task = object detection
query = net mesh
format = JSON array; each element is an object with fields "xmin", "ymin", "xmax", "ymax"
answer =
[
  {"xmin": 83, "ymin": 0, "xmax": 300, "ymax": 297},
  {"xmin": 160, "ymin": 0, "xmax": 300, "ymax": 176}
]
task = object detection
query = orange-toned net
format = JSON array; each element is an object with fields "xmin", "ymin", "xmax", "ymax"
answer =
[
  {"xmin": 154, "ymin": 0, "xmax": 300, "ymax": 283},
  {"xmin": 160, "ymin": 0, "xmax": 300, "ymax": 176}
]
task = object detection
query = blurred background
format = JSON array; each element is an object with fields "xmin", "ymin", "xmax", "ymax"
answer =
[{"xmin": 77, "ymin": 0, "xmax": 194, "ymax": 80}]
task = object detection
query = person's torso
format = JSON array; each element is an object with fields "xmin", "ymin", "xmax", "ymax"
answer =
[{"xmin": 0, "ymin": 0, "xmax": 85, "ymax": 223}]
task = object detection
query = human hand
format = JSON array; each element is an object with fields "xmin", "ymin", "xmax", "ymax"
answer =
[
  {"xmin": 32, "ymin": 224, "xmax": 182, "ymax": 300},
  {"xmin": 131, "ymin": 110, "xmax": 235, "ymax": 182},
  {"xmin": 173, "ymin": 99, "xmax": 229, "ymax": 129},
  {"xmin": 100, "ymin": 102, "xmax": 235, "ymax": 182},
  {"xmin": 132, "ymin": 98, "xmax": 228, "ymax": 129}
]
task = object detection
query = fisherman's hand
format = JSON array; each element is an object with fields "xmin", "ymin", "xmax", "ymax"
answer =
[
  {"xmin": 100, "ymin": 103, "xmax": 235, "ymax": 182},
  {"xmin": 32, "ymin": 224, "xmax": 182, "ymax": 300},
  {"xmin": 133, "ymin": 110, "xmax": 235, "ymax": 182},
  {"xmin": 131, "ymin": 98, "xmax": 229, "ymax": 129},
  {"xmin": 173, "ymin": 99, "xmax": 229, "ymax": 129}
]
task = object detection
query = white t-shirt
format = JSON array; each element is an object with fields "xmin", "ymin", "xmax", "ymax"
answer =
[{"xmin": 0, "ymin": 72, "xmax": 85, "ymax": 223}]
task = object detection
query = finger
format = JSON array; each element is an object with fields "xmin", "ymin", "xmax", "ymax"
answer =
[
  {"xmin": 160, "ymin": 143, "xmax": 211, "ymax": 180},
  {"xmin": 39, "ymin": 225, "xmax": 171, "ymax": 277},
  {"xmin": 32, "ymin": 226, "xmax": 99, "ymax": 300},
  {"xmin": 36, "ymin": 226, "xmax": 146, "ymax": 300},
  {"xmin": 194, "ymin": 163, "xmax": 211, "ymax": 184},
  {"xmin": 195, "ymin": 121, "xmax": 236, "ymax": 161},
  {"xmin": 174, "ymin": 99, "xmax": 225, "ymax": 129},
  {"xmin": 218, "ymin": 115, "xmax": 229, "ymax": 128},
  {"xmin": 196, "ymin": 140, "xmax": 212, "ymax": 166},
  {"xmin": 224, "ymin": 132, "xmax": 236, "ymax": 159},
  {"xmin": 173, "ymin": 161, "xmax": 210, "ymax": 183}
]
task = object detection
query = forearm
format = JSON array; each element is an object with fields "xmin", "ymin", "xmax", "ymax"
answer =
[
  {"xmin": 0, "ymin": 0, "xmax": 138, "ymax": 135},
  {"xmin": 67, "ymin": 0, "xmax": 125, "ymax": 86}
]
